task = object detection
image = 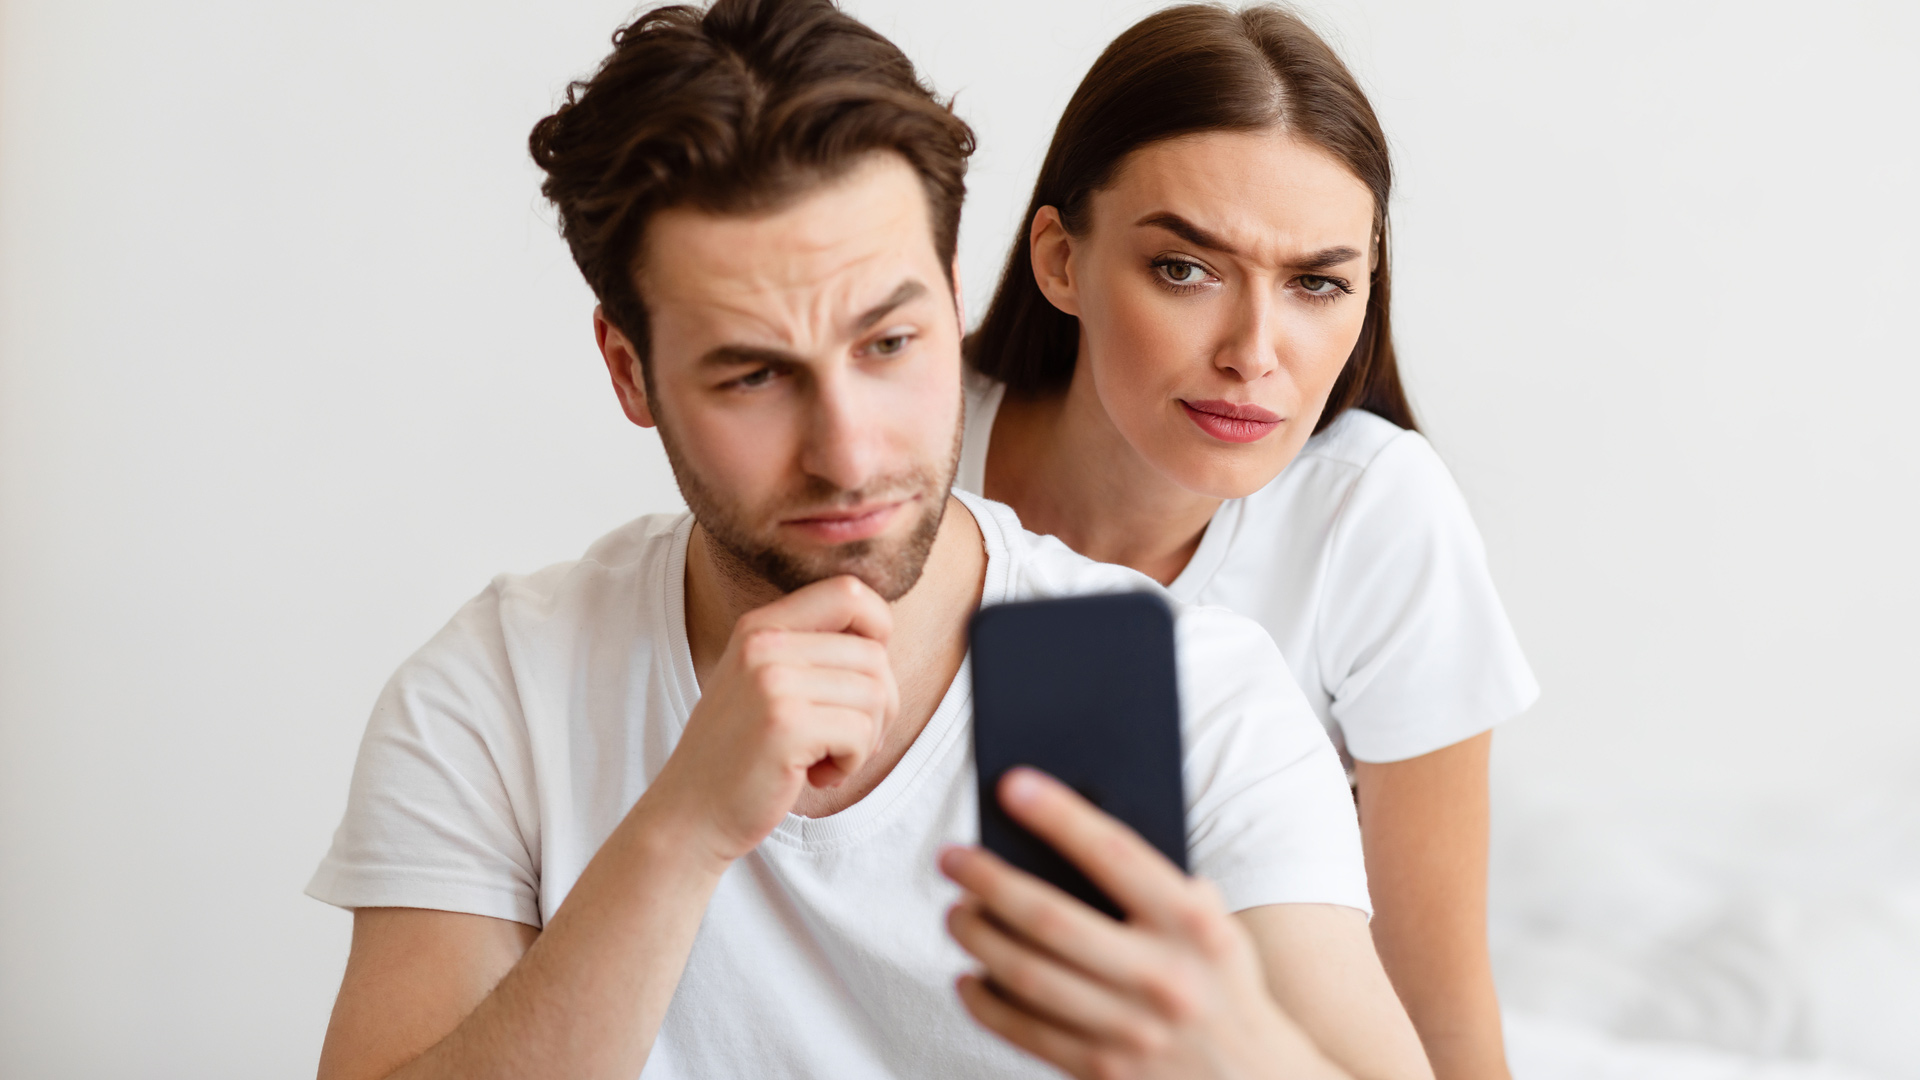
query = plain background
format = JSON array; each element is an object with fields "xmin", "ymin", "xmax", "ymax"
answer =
[{"xmin": 1, "ymin": 0, "xmax": 1915, "ymax": 1074}]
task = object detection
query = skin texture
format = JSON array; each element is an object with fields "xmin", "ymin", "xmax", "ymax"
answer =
[
  {"xmin": 316, "ymin": 153, "xmax": 1427, "ymax": 1080},
  {"xmin": 981, "ymin": 129, "xmax": 1511, "ymax": 1079}
]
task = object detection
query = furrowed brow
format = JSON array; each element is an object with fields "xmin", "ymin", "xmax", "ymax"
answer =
[
  {"xmin": 854, "ymin": 279, "xmax": 928, "ymax": 331},
  {"xmin": 1135, "ymin": 212, "xmax": 1239, "ymax": 256},
  {"xmin": 1294, "ymin": 246, "xmax": 1365, "ymax": 272},
  {"xmin": 699, "ymin": 343, "xmax": 803, "ymax": 369},
  {"xmin": 1138, "ymin": 212, "xmax": 1365, "ymax": 273}
]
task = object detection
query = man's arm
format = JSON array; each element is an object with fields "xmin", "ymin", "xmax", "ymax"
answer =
[
  {"xmin": 318, "ymin": 797, "xmax": 729, "ymax": 1080},
  {"xmin": 317, "ymin": 577, "xmax": 898, "ymax": 1080},
  {"xmin": 319, "ymin": 910, "xmax": 536, "ymax": 1080},
  {"xmin": 942, "ymin": 769, "xmax": 1432, "ymax": 1080}
]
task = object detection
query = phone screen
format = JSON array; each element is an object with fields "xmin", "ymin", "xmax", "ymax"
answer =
[{"xmin": 968, "ymin": 591, "xmax": 1187, "ymax": 919}]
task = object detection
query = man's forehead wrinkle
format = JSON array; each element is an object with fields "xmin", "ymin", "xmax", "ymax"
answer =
[
  {"xmin": 657, "ymin": 251, "xmax": 924, "ymax": 357},
  {"xmin": 639, "ymin": 154, "xmax": 943, "ymax": 358}
]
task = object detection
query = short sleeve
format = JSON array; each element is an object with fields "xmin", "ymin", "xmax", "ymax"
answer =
[
  {"xmin": 1177, "ymin": 607, "xmax": 1371, "ymax": 916},
  {"xmin": 1316, "ymin": 432, "xmax": 1539, "ymax": 763},
  {"xmin": 306, "ymin": 585, "xmax": 544, "ymax": 926}
]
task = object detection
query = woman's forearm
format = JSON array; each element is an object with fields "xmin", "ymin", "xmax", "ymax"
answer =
[{"xmin": 1353, "ymin": 732, "xmax": 1510, "ymax": 1080}]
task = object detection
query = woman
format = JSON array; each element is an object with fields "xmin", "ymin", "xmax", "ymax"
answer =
[{"xmin": 962, "ymin": 6, "xmax": 1538, "ymax": 1078}]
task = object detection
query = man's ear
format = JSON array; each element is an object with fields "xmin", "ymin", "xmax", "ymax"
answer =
[
  {"xmin": 594, "ymin": 306, "xmax": 657, "ymax": 429},
  {"xmin": 1029, "ymin": 206, "xmax": 1080, "ymax": 318}
]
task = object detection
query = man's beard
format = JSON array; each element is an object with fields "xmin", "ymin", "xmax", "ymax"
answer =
[{"xmin": 659, "ymin": 418, "xmax": 963, "ymax": 603}]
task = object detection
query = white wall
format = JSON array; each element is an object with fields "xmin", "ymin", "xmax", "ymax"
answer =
[{"xmin": 1, "ymin": 0, "xmax": 1915, "ymax": 1075}]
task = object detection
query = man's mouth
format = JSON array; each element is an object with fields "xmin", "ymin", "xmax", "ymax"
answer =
[
  {"xmin": 1179, "ymin": 399, "xmax": 1283, "ymax": 444},
  {"xmin": 779, "ymin": 497, "xmax": 916, "ymax": 544}
]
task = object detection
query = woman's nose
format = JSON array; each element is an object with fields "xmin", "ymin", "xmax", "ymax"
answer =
[{"xmin": 1210, "ymin": 292, "xmax": 1282, "ymax": 383}]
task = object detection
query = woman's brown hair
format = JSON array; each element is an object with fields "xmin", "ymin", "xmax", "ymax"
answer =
[{"xmin": 966, "ymin": 3, "xmax": 1416, "ymax": 434}]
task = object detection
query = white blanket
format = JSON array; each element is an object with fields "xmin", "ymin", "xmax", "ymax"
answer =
[{"xmin": 1490, "ymin": 780, "xmax": 1920, "ymax": 1078}]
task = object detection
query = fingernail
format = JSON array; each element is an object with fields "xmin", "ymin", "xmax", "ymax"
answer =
[
  {"xmin": 937, "ymin": 845, "xmax": 965, "ymax": 875},
  {"xmin": 1002, "ymin": 767, "xmax": 1044, "ymax": 807}
]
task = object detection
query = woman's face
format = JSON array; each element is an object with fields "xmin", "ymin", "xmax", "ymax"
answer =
[{"xmin": 1035, "ymin": 129, "xmax": 1377, "ymax": 500}]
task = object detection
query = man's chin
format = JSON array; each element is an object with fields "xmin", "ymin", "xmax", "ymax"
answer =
[{"xmin": 737, "ymin": 499, "xmax": 948, "ymax": 602}]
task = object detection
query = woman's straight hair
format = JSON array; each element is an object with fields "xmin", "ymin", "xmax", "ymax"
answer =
[{"xmin": 966, "ymin": 3, "xmax": 1416, "ymax": 433}]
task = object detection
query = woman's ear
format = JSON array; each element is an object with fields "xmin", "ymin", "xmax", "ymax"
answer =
[
  {"xmin": 1029, "ymin": 206, "xmax": 1081, "ymax": 318},
  {"xmin": 594, "ymin": 306, "xmax": 657, "ymax": 429}
]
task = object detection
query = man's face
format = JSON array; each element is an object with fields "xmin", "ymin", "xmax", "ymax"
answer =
[{"xmin": 600, "ymin": 153, "xmax": 965, "ymax": 601}]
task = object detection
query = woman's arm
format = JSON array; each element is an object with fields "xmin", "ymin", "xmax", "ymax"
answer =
[{"xmin": 1352, "ymin": 731, "xmax": 1507, "ymax": 1080}]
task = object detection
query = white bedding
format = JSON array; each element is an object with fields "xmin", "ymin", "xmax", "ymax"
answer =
[{"xmin": 1489, "ymin": 780, "xmax": 1920, "ymax": 1079}]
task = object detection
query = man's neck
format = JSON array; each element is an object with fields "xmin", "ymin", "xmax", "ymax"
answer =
[
  {"xmin": 683, "ymin": 495, "xmax": 987, "ymax": 817},
  {"xmin": 985, "ymin": 370, "xmax": 1221, "ymax": 588}
]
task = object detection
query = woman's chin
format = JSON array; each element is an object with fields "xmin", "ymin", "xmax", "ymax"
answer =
[{"xmin": 1146, "ymin": 433, "xmax": 1296, "ymax": 502}]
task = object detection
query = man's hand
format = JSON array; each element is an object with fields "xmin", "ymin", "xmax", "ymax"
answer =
[
  {"xmin": 645, "ymin": 574, "xmax": 899, "ymax": 867},
  {"xmin": 940, "ymin": 768, "xmax": 1351, "ymax": 1080}
]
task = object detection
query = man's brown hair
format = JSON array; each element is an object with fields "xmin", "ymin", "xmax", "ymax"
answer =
[{"xmin": 530, "ymin": 0, "xmax": 974, "ymax": 373}]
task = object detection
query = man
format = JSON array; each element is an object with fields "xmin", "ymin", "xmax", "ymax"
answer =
[{"xmin": 308, "ymin": 2, "xmax": 1431, "ymax": 1078}]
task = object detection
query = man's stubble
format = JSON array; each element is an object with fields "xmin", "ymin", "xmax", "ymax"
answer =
[{"xmin": 658, "ymin": 404, "xmax": 965, "ymax": 603}]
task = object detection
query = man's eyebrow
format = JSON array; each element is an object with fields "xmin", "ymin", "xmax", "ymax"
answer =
[
  {"xmin": 1134, "ymin": 212, "xmax": 1365, "ymax": 271},
  {"xmin": 696, "ymin": 280, "xmax": 931, "ymax": 369},
  {"xmin": 854, "ymin": 279, "xmax": 928, "ymax": 331},
  {"xmin": 699, "ymin": 343, "xmax": 803, "ymax": 369}
]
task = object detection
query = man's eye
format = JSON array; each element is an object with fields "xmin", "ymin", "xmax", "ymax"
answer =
[
  {"xmin": 870, "ymin": 334, "xmax": 912, "ymax": 357},
  {"xmin": 736, "ymin": 367, "xmax": 777, "ymax": 388}
]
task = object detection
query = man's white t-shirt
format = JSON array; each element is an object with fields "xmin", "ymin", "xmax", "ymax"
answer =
[
  {"xmin": 308, "ymin": 489, "xmax": 1366, "ymax": 1080},
  {"xmin": 959, "ymin": 373, "xmax": 1539, "ymax": 766}
]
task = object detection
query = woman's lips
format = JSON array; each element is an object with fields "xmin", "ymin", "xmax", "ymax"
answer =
[{"xmin": 1180, "ymin": 399, "xmax": 1282, "ymax": 444}]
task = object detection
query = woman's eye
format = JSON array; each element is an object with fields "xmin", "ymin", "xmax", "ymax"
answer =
[
  {"xmin": 1298, "ymin": 275, "xmax": 1351, "ymax": 296},
  {"xmin": 1154, "ymin": 259, "xmax": 1211, "ymax": 287}
]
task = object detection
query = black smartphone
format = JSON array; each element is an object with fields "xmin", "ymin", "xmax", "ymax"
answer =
[{"xmin": 969, "ymin": 591, "xmax": 1187, "ymax": 920}]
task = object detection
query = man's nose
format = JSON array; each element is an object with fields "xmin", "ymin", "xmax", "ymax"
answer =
[
  {"xmin": 1211, "ymin": 289, "xmax": 1283, "ymax": 384},
  {"xmin": 798, "ymin": 371, "xmax": 887, "ymax": 494}
]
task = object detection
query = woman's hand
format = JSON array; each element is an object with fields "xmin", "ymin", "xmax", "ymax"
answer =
[{"xmin": 939, "ymin": 768, "xmax": 1349, "ymax": 1080}]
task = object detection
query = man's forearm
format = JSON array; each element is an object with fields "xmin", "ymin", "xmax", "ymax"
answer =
[{"xmin": 387, "ymin": 794, "xmax": 727, "ymax": 1080}]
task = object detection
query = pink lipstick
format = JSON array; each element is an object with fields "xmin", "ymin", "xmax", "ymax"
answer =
[{"xmin": 1180, "ymin": 399, "xmax": 1282, "ymax": 444}]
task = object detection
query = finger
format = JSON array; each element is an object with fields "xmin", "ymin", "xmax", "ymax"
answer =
[
  {"xmin": 939, "ymin": 844, "xmax": 1169, "ymax": 993},
  {"xmin": 955, "ymin": 974, "xmax": 1107, "ymax": 1080},
  {"xmin": 744, "ymin": 575, "xmax": 892, "ymax": 643},
  {"xmin": 998, "ymin": 767, "xmax": 1195, "ymax": 927},
  {"xmin": 741, "ymin": 628, "xmax": 892, "ymax": 678},
  {"xmin": 947, "ymin": 900, "xmax": 1166, "ymax": 1053},
  {"xmin": 789, "ymin": 704, "xmax": 885, "ymax": 788},
  {"xmin": 761, "ymin": 664, "xmax": 891, "ymax": 723}
]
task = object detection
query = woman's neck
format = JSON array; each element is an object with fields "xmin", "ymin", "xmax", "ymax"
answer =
[{"xmin": 983, "ymin": 375, "xmax": 1222, "ymax": 588}]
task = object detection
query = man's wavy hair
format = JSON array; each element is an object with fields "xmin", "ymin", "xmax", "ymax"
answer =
[{"xmin": 530, "ymin": 0, "xmax": 975, "ymax": 373}]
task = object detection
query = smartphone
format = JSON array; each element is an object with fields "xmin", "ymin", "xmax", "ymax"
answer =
[{"xmin": 968, "ymin": 591, "xmax": 1187, "ymax": 919}]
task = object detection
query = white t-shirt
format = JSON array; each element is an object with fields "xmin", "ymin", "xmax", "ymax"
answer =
[
  {"xmin": 308, "ymin": 489, "xmax": 1366, "ymax": 1080},
  {"xmin": 959, "ymin": 373, "xmax": 1539, "ymax": 765}
]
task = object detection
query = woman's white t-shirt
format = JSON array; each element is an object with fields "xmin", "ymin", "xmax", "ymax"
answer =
[
  {"xmin": 959, "ymin": 373, "xmax": 1538, "ymax": 765},
  {"xmin": 308, "ymin": 490, "xmax": 1368, "ymax": 1079}
]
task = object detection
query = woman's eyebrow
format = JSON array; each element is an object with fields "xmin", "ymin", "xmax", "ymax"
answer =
[
  {"xmin": 1136, "ymin": 211, "xmax": 1237, "ymax": 254},
  {"xmin": 1135, "ymin": 211, "xmax": 1362, "ymax": 271}
]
